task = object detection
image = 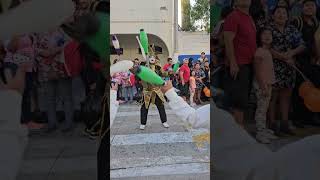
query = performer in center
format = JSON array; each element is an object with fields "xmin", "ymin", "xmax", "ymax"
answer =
[{"xmin": 139, "ymin": 54, "xmax": 169, "ymax": 130}]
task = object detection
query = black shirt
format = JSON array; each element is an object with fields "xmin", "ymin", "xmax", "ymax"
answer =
[
  {"xmin": 0, "ymin": 66, "xmax": 5, "ymax": 84},
  {"xmin": 292, "ymin": 17, "xmax": 318, "ymax": 65}
]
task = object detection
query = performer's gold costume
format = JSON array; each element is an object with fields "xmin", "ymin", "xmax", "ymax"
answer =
[
  {"xmin": 139, "ymin": 55, "xmax": 168, "ymax": 126},
  {"xmin": 141, "ymin": 61, "xmax": 167, "ymax": 108}
]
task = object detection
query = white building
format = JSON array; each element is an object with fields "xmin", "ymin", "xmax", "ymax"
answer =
[{"xmin": 110, "ymin": 0, "xmax": 209, "ymax": 65}]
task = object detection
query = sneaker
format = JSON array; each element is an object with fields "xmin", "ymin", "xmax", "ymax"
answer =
[
  {"xmin": 256, "ymin": 133, "xmax": 271, "ymax": 144},
  {"xmin": 140, "ymin": 125, "xmax": 146, "ymax": 130},
  {"xmin": 190, "ymin": 103, "xmax": 197, "ymax": 107},
  {"xmin": 162, "ymin": 122, "xmax": 169, "ymax": 128},
  {"xmin": 265, "ymin": 129, "xmax": 279, "ymax": 140}
]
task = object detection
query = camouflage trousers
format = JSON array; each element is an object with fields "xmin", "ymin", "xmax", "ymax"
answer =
[{"xmin": 254, "ymin": 82, "xmax": 272, "ymax": 134}]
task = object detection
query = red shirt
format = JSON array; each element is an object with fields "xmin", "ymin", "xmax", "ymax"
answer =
[
  {"xmin": 163, "ymin": 63, "xmax": 173, "ymax": 71},
  {"xmin": 64, "ymin": 41, "xmax": 84, "ymax": 77},
  {"xmin": 130, "ymin": 73, "xmax": 135, "ymax": 86},
  {"xmin": 179, "ymin": 64, "xmax": 190, "ymax": 83},
  {"xmin": 223, "ymin": 9, "xmax": 257, "ymax": 65}
]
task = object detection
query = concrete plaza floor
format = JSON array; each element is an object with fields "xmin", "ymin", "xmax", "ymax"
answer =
[{"xmin": 110, "ymin": 103, "xmax": 210, "ymax": 180}]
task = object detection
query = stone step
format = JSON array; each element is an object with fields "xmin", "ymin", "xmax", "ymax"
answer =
[
  {"xmin": 111, "ymin": 173, "xmax": 210, "ymax": 180},
  {"xmin": 111, "ymin": 115, "xmax": 188, "ymax": 135},
  {"xmin": 116, "ymin": 110, "xmax": 176, "ymax": 117},
  {"xmin": 111, "ymin": 162, "xmax": 210, "ymax": 179},
  {"xmin": 111, "ymin": 130, "xmax": 209, "ymax": 146},
  {"xmin": 111, "ymin": 155, "xmax": 209, "ymax": 170}
]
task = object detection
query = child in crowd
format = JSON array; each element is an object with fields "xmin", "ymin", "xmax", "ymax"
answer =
[
  {"xmin": 253, "ymin": 28, "xmax": 278, "ymax": 144},
  {"xmin": 3, "ymin": 34, "xmax": 43, "ymax": 129},
  {"xmin": 189, "ymin": 71, "xmax": 196, "ymax": 107},
  {"xmin": 163, "ymin": 57, "xmax": 173, "ymax": 81},
  {"xmin": 111, "ymin": 71, "xmax": 124, "ymax": 103},
  {"xmin": 121, "ymin": 70, "xmax": 134, "ymax": 104},
  {"xmin": 194, "ymin": 63, "xmax": 205, "ymax": 105}
]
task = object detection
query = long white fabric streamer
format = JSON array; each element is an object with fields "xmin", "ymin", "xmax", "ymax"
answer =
[{"xmin": 0, "ymin": 0, "xmax": 74, "ymax": 40}]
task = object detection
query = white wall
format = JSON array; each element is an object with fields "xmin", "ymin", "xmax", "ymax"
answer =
[
  {"xmin": 110, "ymin": 34, "xmax": 169, "ymax": 65},
  {"xmin": 110, "ymin": 0, "xmax": 175, "ymax": 57},
  {"xmin": 177, "ymin": 31, "xmax": 210, "ymax": 55},
  {"xmin": 110, "ymin": 0, "xmax": 173, "ymax": 22},
  {"xmin": 110, "ymin": 0, "xmax": 210, "ymax": 64}
]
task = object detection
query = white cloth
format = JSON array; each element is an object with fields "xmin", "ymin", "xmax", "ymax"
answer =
[
  {"xmin": 247, "ymin": 135, "xmax": 320, "ymax": 180},
  {"xmin": 165, "ymin": 87, "xmax": 320, "ymax": 180},
  {"xmin": 110, "ymin": 89, "xmax": 119, "ymax": 127},
  {"xmin": 211, "ymin": 91, "xmax": 320, "ymax": 180},
  {"xmin": 212, "ymin": 102, "xmax": 271, "ymax": 180},
  {"xmin": 165, "ymin": 88, "xmax": 209, "ymax": 129},
  {"xmin": 0, "ymin": 90, "xmax": 28, "ymax": 180},
  {"xmin": 0, "ymin": 0, "xmax": 74, "ymax": 41}
]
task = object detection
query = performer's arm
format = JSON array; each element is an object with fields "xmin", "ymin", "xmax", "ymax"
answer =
[
  {"xmin": 161, "ymin": 81, "xmax": 209, "ymax": 129},
  {"xmin": 109, "ymin": 84, "xmax": 119, "ymax": 127}
]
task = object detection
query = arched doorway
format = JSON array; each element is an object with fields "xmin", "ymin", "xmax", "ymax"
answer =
[{"xmin": 110, "ymin": 34, "xmax": 170, "ymax": 65}]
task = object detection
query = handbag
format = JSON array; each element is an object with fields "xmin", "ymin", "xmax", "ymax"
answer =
[
  {"xmin": 200, "ymin": 81, "xmax": 211, "ymax": 98},
  {"xmin": 203, "ymin": 86, "xmax": 211, "ymax": 97}
]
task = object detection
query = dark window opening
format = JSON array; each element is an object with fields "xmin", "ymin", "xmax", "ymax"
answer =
[
  {"xmin": 110, "ymin": 46, "xmax": 123, "ymax": 55},
  {"xmin": 138, "ymin": 45, "xmax": 163, "ymax": 54}
]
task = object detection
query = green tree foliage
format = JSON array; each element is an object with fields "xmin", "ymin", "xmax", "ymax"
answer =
[
  {"xmin": 181, "ymin": 0, "xmax": 196, "ymax": 31},
  {"xmin": 191, "ymin": 0, "xmax": 210, "ymax": 32}
]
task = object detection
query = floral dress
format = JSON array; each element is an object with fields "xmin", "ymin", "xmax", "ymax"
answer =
[
  {"xmin": 255, "ymin": 15, "xmax": 271, "ymax": 32},
  {"xmin": 195, "ymin": 69, "xmax": 206, "ymax": 90},
  {"xmin": 35, "ymin": 30, "xmax": 68, "ymax": 83},
  {"xmin": 270, "ymin": 23, "xmax": 305, "ymax": 89}
]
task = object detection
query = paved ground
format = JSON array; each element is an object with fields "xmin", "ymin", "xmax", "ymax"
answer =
[
  {"xmin": 16, "ymin": 102, "xmax": 210, "ymax": 180},
  {"xmin": 16, "ymin": 125, "xmax": 98, "ymax": 180},
  {"xmin": 110, "ymin": 103, "xmax": 210, "ymax": 180},
  {"xmin": 245, "ymin": 123, "xmax": 320, "ymax": 151},
  {"xmin": 17, "ymin": 102, "xmax": 318, "ymax": 180}
]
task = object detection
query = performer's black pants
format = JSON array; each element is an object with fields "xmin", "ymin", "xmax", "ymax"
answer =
[
  {"xmin": 97, "ymin": 131, "xmax": 109, "ymax": 180},
  {"xmin": 141, "ymin": 95, "xmax": 167, "ymax": 125}
]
